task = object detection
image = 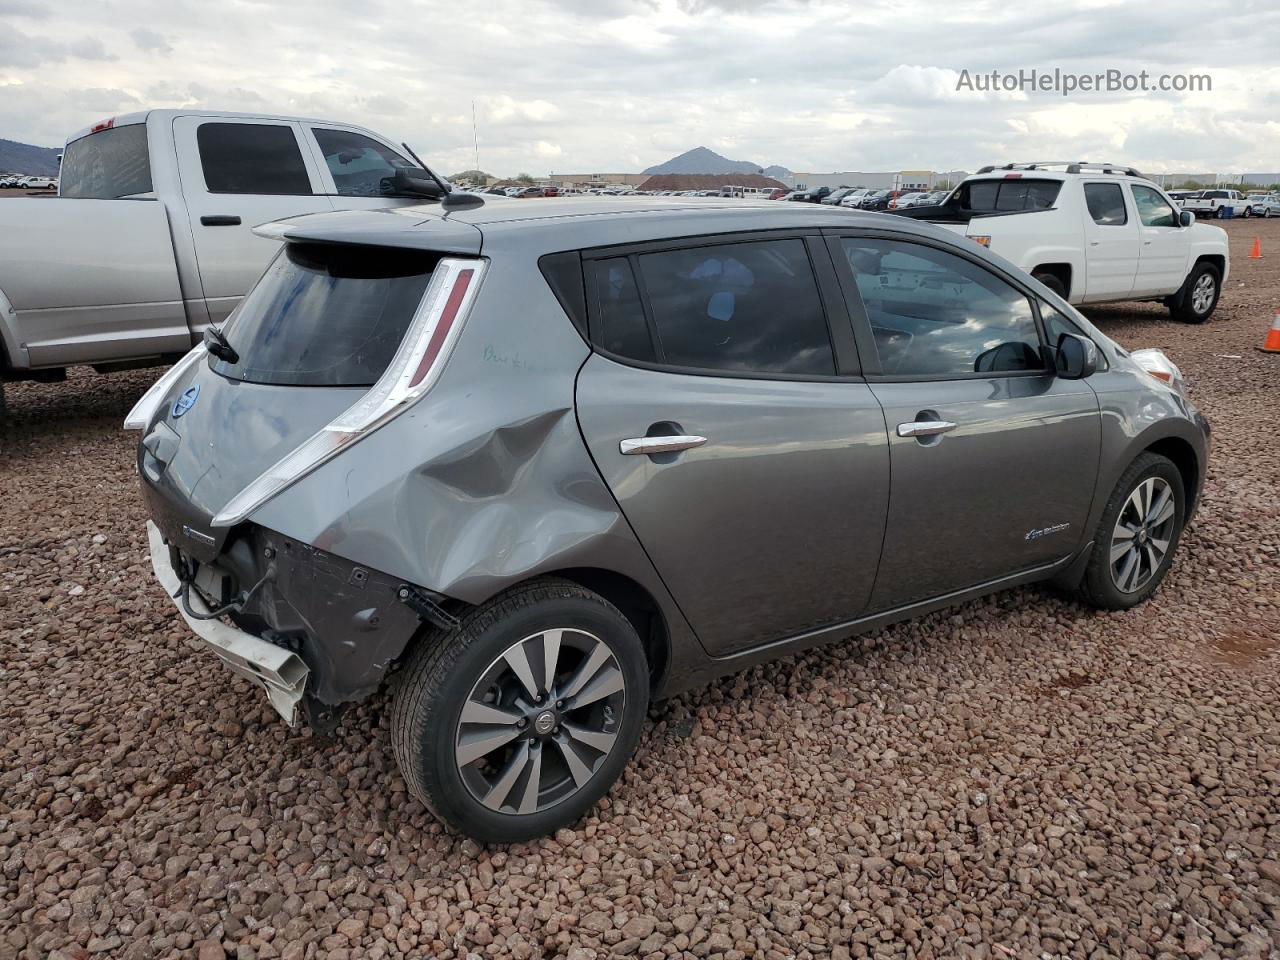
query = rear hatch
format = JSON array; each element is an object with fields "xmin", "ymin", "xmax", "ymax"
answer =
[{"xmin": 138, "ymin": 237, "xmax": 469, "ymax": 560}]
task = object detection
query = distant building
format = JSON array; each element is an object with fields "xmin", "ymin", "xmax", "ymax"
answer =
[
  {"xmin": 637, "ymin": 173, "xmax": 787, "ymax": 192},
  {"xmin": 546, "ymin": 172, "xmax": 650, "ymax": 189}
]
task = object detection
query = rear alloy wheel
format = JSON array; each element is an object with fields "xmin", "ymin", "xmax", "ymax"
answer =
[
  {"xmin": 392, "ymin": 579, "xmax": 648, "ymax": 842},
  {"xmin": 1079, "ymin": 452, "xmax": 1185, "ymax": 610}
]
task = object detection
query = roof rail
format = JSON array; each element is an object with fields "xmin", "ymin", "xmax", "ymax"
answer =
[{"xmin": 972, "ymin": 161, "xmax": 1150, "ymax": 181}]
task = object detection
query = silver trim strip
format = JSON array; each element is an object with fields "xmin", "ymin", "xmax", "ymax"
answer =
[
  {"xmin": 896, "ymin": 420, "xmax": 957, "ymax": 438},
  {"xmin": 619, "ymin": 435, "xmax": 707, "ymax": 455}
]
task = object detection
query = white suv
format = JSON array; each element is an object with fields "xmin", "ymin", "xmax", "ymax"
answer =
[{"xmin": 900, "ymin": 162, "xmax": 1230, "ymax": 323}]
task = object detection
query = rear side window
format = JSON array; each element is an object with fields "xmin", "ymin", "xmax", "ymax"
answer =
[
  {"xmin": 589, "ymin": 239, "xmax": 834, "ymax": 376},
  {"xmin": 59, "ymin": 124, "xmax": 152, "ymax": 199},
  {"xmin": 841, "ymin": 238, "xmax": 1044, "ymax": 377},
  {"xmin": 197, "ymin": 123, "xmax": 312, "ymax": 195},
  {"xmin": 593, "ymin": 258, "xmax": 656, "ymax": 361},
  {"xmin": 312, "ymin": 128, "xmax": 414, "ymax": 197},
  {"xmin": 212, "ymin": 244, "xmax": 436, "ymax": 386},
  {"xmin": 963, "ymin": 178, "xmax": 1061, "ymax": 211},
  {"xmin": 1085, "ymin": 183, "xmax": 1127, "ymax": 225}
]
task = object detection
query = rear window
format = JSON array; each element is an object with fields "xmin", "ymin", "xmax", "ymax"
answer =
[
  {"xmin": 212, "ymin": 244, "xmax": 436, "ymax": 387},
  {"xmin": 59, "ymin": 124, "xmax": 152, "ymax": 199},
  {"xmin": 961, "ymin": 178, "xmax": 1061, "ymax": 211}
]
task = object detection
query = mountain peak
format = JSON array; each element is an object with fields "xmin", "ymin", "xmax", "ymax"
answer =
[{"xmin": 643, "ymin": 146, "xmax": 790, "ymax": 177}]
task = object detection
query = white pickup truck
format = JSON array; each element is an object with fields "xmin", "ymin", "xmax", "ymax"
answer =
[
  {"xmin": 894, "ymin": 162, "xmax": 1230, "ymax": 323},
  {"xmin": 0, "ymin": 109, "xmax": 451, "ymax": 407},
  {"xmin": 1180, "ymin": 188, "xmax": 1250, "ymax": 219}
]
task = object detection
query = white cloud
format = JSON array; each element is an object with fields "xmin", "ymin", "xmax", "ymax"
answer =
[{"xmin": 0, "ymin": 0, "xmax": 1275, "ymax": 177}]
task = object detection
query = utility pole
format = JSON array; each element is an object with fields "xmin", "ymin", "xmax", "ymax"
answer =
[{"xmin": 472, "ymin": 100, "xmax": 480, "ymax": 172}]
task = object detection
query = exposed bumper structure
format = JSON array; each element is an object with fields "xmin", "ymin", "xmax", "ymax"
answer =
[{"xmin": 147, "ymin": 520, "xmax": 309, "ymax": 725}]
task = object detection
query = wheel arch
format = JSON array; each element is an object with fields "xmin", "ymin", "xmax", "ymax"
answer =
[
  {"xmin": 1031, "ymin": 262, "xmax": 1073, "ymax": 298},
  {"xmin": 538, "ymin": 567, "xmax": 671, "ymax": 696},
  {"xmin": 1143, "ymin": 434, "xmax": 1201, "ymax": 519}
]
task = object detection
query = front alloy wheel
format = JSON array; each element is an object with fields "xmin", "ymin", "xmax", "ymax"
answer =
[
  {"xmin": 1079, "ymin": 452, "xmax": 1185, "ymax": 610},
  {"xmin": 1109, "ymin": 477, "xmax": 1177, "ymax": 593}
]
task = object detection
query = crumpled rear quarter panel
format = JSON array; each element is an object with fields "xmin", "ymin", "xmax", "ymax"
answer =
[{"xmin": 247, "ymin": 251, "xmax": 692, "ymax": 646}]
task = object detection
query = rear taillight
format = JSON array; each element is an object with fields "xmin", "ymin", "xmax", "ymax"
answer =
[
  {"xmin": 211, "ymin": 257, "xmax": 486, "ymax": 527},
  {"xmin": 123, "ymin": 344, "xmax": 208, "ymax": 430}
]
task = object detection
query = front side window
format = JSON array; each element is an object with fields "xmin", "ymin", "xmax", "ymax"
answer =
[
  {"xmin": 212, "ymin": 243, "xmax": 436, "ymax": 386},
  {"xmin": 841, "ymin": 238, "xmax": 1044, "ymax": 377},
  {"xmin": 312, "ymin": 128, "xmax": 414, "ymax": 197},
  {"xmin": 1084, "ymin": 183, "xmax": 1127, "ymax": 225},
  {"xmin": 632, "ymin": 239, "xmax": 835, "ymax": 375},
  {"xmin": 1132, "ymin": 185, "xmax": 1177, "ymax": 227},
  {"xmin": 59, "ymin": 124, "xmax": 152, "ymax": 199},
  {"xmin": 196, "ymin": 123, "xmax": 312, "ymax": 195}
]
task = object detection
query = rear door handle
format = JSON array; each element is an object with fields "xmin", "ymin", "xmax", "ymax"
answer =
[
  {"xmin": 200, "ymin": 215, "xmax": 242, "ymax": 226},
  {"xmin": 620, "ymin": 435, "xmax": 707, "ymax": 455},
  {"xmin": 897, "ymin": 420, "xmax": 956, "ymax": 438}
]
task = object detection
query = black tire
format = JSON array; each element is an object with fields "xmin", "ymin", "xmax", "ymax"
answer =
[
  {"xmin": 1169, "ymin": 261, "xmax": 1220, "ymax": 323},
  {"xmin": 1241, "ymin": 205, "xmax": 1252, "ymax": 219},
  {"xmin": 391, "ymin": 578, "xmax": 649, "ymax": 843},
  {"xmin": 1031, "ymin": 271, "xmax": 1067, "ymax": 299},
  {"xmin": 1078, "ymin": 452, "xmax": 1185, "ymax": 611}
]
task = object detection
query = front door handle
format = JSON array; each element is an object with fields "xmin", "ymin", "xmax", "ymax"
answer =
[
  {"xmin": 896, "ymin": 420, "xmax": 956, "ymax": 438},
  {"xmin": 200, "ymin": 215, "xmax": 242, "ymax": 226},
  {"xmin": 619, "ymin": 435, "xmax": 707, "ymax": 455}
]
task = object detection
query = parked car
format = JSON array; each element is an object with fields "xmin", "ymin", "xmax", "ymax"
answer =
[
  {"xmin": 514, "ymin": 186, "xmax": 547, "ymax": 198},
  {"xmin": 764, "ymin": 188, "xmax": 788, "ymax": 200},
  {"xmin": 820, "ymin": 187, "xmax": 857, "ymax": 205},
  {"xmin": 0, "ymin": 109, "xmax": 450, "ymax": 411},
  {"xmin": 1181, "ymin": 189, "xmax": 1249, "ymax": 218},
  {"xmin": 889, "ymin": 191, "xmax": 926, "ymax": 209},
  {"xmin": 858, "ymin": 189, "xmax": 893, "ymax": 210},
  {"xmin": 894, "ymin": 162, "xmax": 1229, "ymax": 323},
  {"xmin": 21, "ymin": 176, "xmax": 57, "ymax": 189},
  {"xmin": 127, "ymin": 197, "xmax": 1209, "ymax": 842},
  {"xmin": 785, "ymin": 186, "xmax": 831, "ymax": 203},
  {"xmin": 839, "ymin": 189, "xmax": 872, "ymax": 208},
  {"xmin": 897, "ymin": 190, "xmax": 948, "ymax": 208},
  {"xmin": 1247, "ymin": 194, "xmax": 1280, "ymax": 218}
]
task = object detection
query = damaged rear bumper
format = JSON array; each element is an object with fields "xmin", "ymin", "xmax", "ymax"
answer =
[{"xmin": 147, "ymin": 521, "xmax": 310, "ymax": 725}]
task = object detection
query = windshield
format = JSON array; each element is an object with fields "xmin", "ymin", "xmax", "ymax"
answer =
[
  {"xmin": 211, "ymin": 243, "xmax": 438, "ymax": 387},
  {"xmin": 59, "ymin": 124, "xmax": 152, "ymax": 199}
]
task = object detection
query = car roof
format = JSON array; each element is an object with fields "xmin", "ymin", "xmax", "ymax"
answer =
[{"xmin": 266, "ymin": 195, "xmax": 973, "ymax": 258}]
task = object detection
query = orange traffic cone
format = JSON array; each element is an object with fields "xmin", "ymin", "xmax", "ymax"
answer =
[
  {"xmin": 1260, "ymin": 311, "xmax": 1280, "ymax": 354},
  {"xmin": 1249, "ymin": 237, "xmax": 1263, "ymax": 259}
]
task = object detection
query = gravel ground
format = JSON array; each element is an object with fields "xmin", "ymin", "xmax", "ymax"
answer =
[{"xmin": 2, "ymin": 219, "xmax": 1278, "ymax": 960}]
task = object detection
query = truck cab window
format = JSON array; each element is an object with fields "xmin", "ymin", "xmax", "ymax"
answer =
[
  {"xmin": 1084, "ymin": 183, "xmax": 1127, "ymax": 225},
  {"xmin": 312, "ymin": 128, "xmax": 415, "ymax": 197},
  {"xmin": 196, "ymin": 123, "xmax": 313, "ymax": 196},
  {"xmin": 1131, "ymin": 185, "xmax": 1177, "ymax": 228},
  {"xmin": 59, "ymin": 124, "xmax": 153, "ymax": 199}
]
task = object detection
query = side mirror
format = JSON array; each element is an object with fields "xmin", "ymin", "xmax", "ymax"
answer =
[
  {"xmin": 1179, "ymin": 210, "xmax": 1195, "ymax": 227},
  {"xmin": 1055, "ymin": 333, "xmax": 1098, "ymax": 379}
]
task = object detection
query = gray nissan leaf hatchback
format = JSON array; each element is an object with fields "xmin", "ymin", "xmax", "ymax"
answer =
[{"xmin": 128, "ymin": 196, "xmax": 1210, "ymax": 842}]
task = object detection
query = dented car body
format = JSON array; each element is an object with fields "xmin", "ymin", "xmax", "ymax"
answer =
[{"xmin": 130, "ymin": 196, "xmax": 1209, "ymax": 840}]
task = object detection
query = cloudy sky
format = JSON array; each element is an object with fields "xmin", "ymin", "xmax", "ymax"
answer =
[{"xmin": 1, "ymin": 0, "xmax": 1278, "ymax": 176}]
